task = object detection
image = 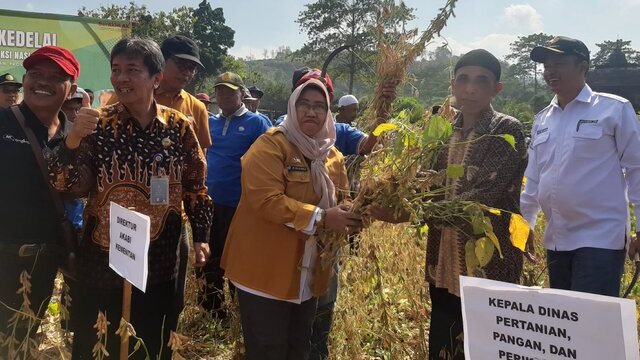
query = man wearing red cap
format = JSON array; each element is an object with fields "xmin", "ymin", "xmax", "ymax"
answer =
[{"xmin": 0, "ymin": 45, "xmax": 99, "ymax": 351}]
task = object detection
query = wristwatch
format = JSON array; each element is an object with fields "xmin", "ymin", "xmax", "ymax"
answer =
[{"xmin": 315, "ymin": 208, "xmax": 325, "ymax": 228}]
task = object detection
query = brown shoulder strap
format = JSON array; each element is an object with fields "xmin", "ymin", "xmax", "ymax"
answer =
[{"xmin": 10, "ymin": 106, "xmax": 67, "ymax": 219}]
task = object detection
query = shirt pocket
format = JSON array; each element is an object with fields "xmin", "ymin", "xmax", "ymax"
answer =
[
  {"xmin": 531, "ymin": 131, "xmax": 551, "ymax": 167},
  {"xmin": 572, "ymin": 125, "xmax": 607, "ymax": 158},
  {"xmin": 283, "ymin": 163, "xmax": 311, "ymax": 198}
]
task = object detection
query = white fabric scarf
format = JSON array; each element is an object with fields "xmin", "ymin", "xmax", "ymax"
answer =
[{"xmin": 279, "ymin": 78, "xmax": 337, "ymax": 209}]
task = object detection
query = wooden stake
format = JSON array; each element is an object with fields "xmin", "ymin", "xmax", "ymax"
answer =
[{"xmin": 120, "ymin": 280, "xmax": 132, "ymax": 360}]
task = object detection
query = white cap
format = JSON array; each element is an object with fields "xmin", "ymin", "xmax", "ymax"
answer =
[
  {"xmin": 338, "ymin": 94, "xmax": 359, "ymax": 108},
  {"xmin": 68, "ymin": 87, "xmax": 87, "ymax": 100}
]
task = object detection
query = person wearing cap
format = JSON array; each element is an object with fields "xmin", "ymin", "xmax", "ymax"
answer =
[
  {"xmin": 335, "ymin": 94, "xmax": 359, "ymax": 125},
  {"xmin": 47, "ymin": 38, "xmax": 212, "ymax": 360},
  {"xmin": 196, "ymin": 92, "xmax": 216, "ymax": 115},
  {"xmin": 198, "ymin": 72, "xmax": 272, "ymax": 319},
  {"xmin": 61, "ymin": 87, "xmax": 89, "ymax": 123},
  {"xmin": 521, "ymin": 36, "xmax": 640, "ymax": 297},
  {"xmin": 370, "ymin": 49, "xmax": 528, "ymax": 359},
  {"xmin": 107, "ymin": 35, "xmax": 211, "ymax": 151},
  {"xmin": 0, "ymin": 73, "xmax": 22, "ymax": 108},
  {"xmin": 0, "ymin": 45, "xmax": 92, "ymax": 351},
  {"xmin": 244, "ymin": 85, "xmax": 271, "ymax": 122},
  {"xmin": 221, "ymin": 78, "xmax": 361, "ymax": 359}
]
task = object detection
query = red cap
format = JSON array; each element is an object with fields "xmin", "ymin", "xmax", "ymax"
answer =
[
  {"xmin": 195, "ymin": 92, "xmax": 212, "ymax": 103},
  {"xmin": 23, "ymin": 46, "xmax": 80, "ymax": 81},
  {"xmin": 295, "ymin": 68, "xmax": 334, "ymax": 100}
]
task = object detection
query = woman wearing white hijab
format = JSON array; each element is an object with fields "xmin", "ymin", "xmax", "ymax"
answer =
[{"xmin": 221, "ymin": 79, "xmax": 361, "ymax": 359}]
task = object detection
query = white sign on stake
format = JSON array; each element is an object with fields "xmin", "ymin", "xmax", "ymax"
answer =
[
  {"xmin": 460, "ymin": 276, "xmax": 639, "ymax": 360},
  {"xmin": 109, "ymin": 202, "xmax": 150, "ymax": 292}
]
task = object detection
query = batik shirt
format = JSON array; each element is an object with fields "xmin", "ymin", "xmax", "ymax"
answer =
[
  {"xmin": 426, "ymin": 109, "xmax": 528, "ymax": 296},
  {"xmin": 47, "ymin": 102, "xmax": 213, "ymax": 288}
]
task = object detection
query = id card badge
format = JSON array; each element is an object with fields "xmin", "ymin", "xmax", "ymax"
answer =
[{"xmin": 150, "ymin": 173, "xmax": 169, "ymax": 205}]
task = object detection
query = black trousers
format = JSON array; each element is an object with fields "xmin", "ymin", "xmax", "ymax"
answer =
[
  {"xmin": 0, "ymin": 248, "xmax": 58, "ymax": 354},
  {"xmin": 71, "ymin": 280, "xmax": 178, "ymax": 360},
  {"xmin": 237, "ymin": 288, "xmax": 318, "ymax": 360},
  {"xmin": 196, "ymin": 203, "xmax": 236, "ymax": 317},
  {"xmin": 428, "ymin": 285, "xmax": 465, "ymax": 360}
]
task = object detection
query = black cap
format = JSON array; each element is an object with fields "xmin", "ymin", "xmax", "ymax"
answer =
[
  {"xmin": 454, "ymin": 49, "xmax": 501, "ymax": 81},
  {"xmin": 530, "ymin": 36, "xmax": 590, "ymax": 63},
  {"xmin": 292, "ymin": 67, "xmax": 311, "ymax": 91},
  {"xmin": 248, "ymin": 86, "xmax": 264, "ymax": 99},
  {"xmin": 161, "ymin": 35, "xmax": 205, "ymax": 69},
  {"xmin": 0, "ymin": 73, "xmax": 22, "ymax": 87}
]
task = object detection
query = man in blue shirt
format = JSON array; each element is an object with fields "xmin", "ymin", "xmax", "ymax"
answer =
[{"xmin": 199, "ymin": 72, "xmax": 272, "ymax": 319}]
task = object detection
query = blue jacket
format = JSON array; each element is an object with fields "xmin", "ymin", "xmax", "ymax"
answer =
[{"xmin": 206, "ymin": 107, "xmax": 272, "ymax": 207}]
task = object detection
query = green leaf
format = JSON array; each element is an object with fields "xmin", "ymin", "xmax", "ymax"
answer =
[
  {"xmin": 48, "ymin": 302, "xmax": 60, "ymax": 316},
  {"xmin": 446, "ymin": 164, "xmax": 464, "ymax": 179},
  {"xmin": 471, "ymin": 212, "xmax": 486, "ymax": 235},
  {"xmin": 474, "ymin": 237, "xmax": 495, "ymax": 267},
  {"xmin": 422, "ymin": 115, "xmax": 453, "ymax": 145},
  {"xmin": 499, "ymin": 134, "xmax": 516, "ymax": 150},
  {"xmin": 416, "ymin": 224, "xmax": 429, "ymax": 240}
]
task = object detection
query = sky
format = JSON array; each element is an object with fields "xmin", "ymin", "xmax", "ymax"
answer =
[{"xmin": 2, "ymin": 0, "xmax": 640, "ymax": 60}]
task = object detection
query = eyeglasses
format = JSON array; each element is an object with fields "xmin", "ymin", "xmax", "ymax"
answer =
[
  {"xmin": 25, "ymin": 71, "xmax": 71, "ymax": 84},
  {"xmin": 171, "ymin": 57, "xmax": 199, "ymax": 73},
  {"xmin": 1, "ymin": 87, "xmax": 20, "ymax": 94},
  {"xmin": 295, "ymin": 100, "xmax": 328, "ymax": 114}
]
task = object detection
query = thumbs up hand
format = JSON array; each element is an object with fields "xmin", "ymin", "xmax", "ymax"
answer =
[{"xmin": 65, "ymin": 90, "xmax": 100, "ymax": 150}]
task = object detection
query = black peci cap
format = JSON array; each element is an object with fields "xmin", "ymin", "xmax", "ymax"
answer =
[
  {"xmin": 248, "ymin": 86, "xmax": 264, "ymax": 99},
  {"xmin": 161, "ymin": 35, "xmax": 205, "ymax": 69},
  {"xmin": 454, "ymin": 49, "xmax": 501, "ymax": 81},
  {"xmin": 291, "ymin": 67, "xmax": 311, "ymax": 91},
  {"xmin": 530, "ymin": 36, "xmax": 590, "ymax": 63}
]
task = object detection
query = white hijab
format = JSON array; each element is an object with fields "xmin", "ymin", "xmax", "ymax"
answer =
[{"xmin": 279, "ymin": 79, "xmax": 337, "ymax": 209}]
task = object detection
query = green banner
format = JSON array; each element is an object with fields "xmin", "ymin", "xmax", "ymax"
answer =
[{"xmin": 0, "ymin": 9, "xmax": 131, "ymax": 92}]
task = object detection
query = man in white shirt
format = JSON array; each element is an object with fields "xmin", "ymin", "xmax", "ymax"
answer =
[{"xmin": 521, "ymin": 36, "xmax": 640, "ymax": 297}]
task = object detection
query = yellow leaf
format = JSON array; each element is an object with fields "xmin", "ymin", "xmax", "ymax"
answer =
[
  {"xmin": 465, "ymin": 240, "xmax": 479, "ymax": 275},
  {"xmin": 509, "ymin": 214, "xmax": 530, "ymax": 252},
  {"xmin": 475, "ymin": 237, "xmax": 495, "ymax": 267},
  {"xmin": 485, "ymin": 228, "xmax": 503, "ymax": 258},
  {"xmin": 488, "ymin": 208, "xmax": 501, "ymax": 215},
  {"xmin": 372, "ymin": 123, "xmax": 398, "ymax": 136}
]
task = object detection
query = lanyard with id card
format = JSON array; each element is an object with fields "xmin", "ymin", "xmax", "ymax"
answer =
[{"xmin": 150, "ymin": 168, "xmax": 169, "ymax": 205}]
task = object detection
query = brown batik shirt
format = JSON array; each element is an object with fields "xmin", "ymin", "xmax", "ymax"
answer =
[
  {"xmin": 46, "ymin": 102, "xmax": 213, "ymax": 288},
  {"xmin": 425, "ymin": 108, "xmax": 528, "ymax": 296}
]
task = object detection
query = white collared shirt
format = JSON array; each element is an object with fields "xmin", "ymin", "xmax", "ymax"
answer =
[{"xmin": 520, "ymin": 84, "xmax": 640, "ymax": 251}]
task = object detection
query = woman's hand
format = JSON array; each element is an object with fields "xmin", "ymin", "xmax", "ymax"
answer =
[
  {"xmin": 324, "ymin": 205, "xmax": 362, "ymax": 234},
  {"xmin": 367, "ymin": 204, "xmax": 410, "ymax": 224}
]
